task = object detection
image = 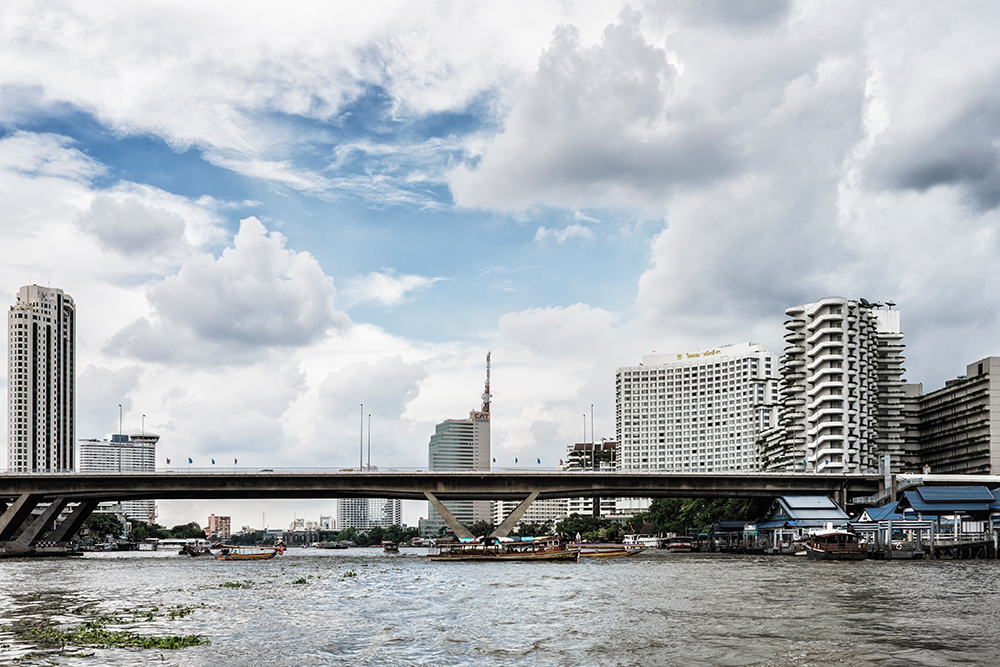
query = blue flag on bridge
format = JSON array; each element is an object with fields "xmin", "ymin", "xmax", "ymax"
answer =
[
  {"xmin": 537, "ymin": 458, "xmax": 541, "ymax": 464},
  {"xmin": 188, "ymin": 457, "xmax": 193, "ymax": 464},
  {"xmin": 515, "ymin": 457, "xmax": 518, "ymax": 464},
  {"xmin": 211, "ymin": 458, "xmax": 215, "ymax": 465}
]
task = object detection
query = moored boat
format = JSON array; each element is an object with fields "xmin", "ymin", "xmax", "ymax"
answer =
[
  {"xmin": 804, "ymin": 529, "xmax": 867, "ymax": 561},
  {"xmin": 665, "ymin": 537, "xmax": 694, "ymax": 553},
  {"xmin": 215, "ymin": 546, "xmax": 282, "ymax": 561},
  {"xmin": 429, "ymin": 535, "xmax": 579, "ymax": 562},
  {"xmin": 382, "ymin": 541, "xmax": 400, "ymax": 553},
  {"xmin": 578, "ymin": 546, "xmax": 645, "ymax": 559}
]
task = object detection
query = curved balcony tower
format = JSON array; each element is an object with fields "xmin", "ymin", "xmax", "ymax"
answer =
[{"xmin": 765, "ymin": 297, "xmax": 906, "ymax": 474}]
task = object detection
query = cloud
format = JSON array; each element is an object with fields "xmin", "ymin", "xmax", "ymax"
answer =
[
  {"xmin": 343, "ymin": 269, "xmax": 443, "ymax": 307},
  {"xmin": 106, "ymin": 217, "xmax": 349, "ymax": 363},
  {"xmin": 76, "ymin": 365, "xmax": 143, "ymax": 438},
  {"xmin": 533, "ymin": 223, "xmax": 593, "ymax": 244},
  {"xmin": 0, "ymin": 131, "xmax": 104, "ymax": 182},
  {"xmin": 450, "ymin": 8, "xmax": 738, "ymax": 211},
  {"xmin": 319, "ymin": 355, "xmax": 427, "ymax": 421}
]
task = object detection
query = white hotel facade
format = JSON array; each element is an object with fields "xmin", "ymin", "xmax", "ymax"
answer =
[{"xmin": 616, "ymin": 342, "xmax": 779, "ymax": 472}]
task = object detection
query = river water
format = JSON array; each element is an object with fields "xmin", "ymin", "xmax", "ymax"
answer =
[{"xmin": 1, "ymin": 548, "xmax": 998, "ymax": 666}]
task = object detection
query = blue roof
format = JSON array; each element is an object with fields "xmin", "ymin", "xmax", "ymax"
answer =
[
  {"xmin": 855, "ymin": 503, "xmax": 909, "ymax": 523},
  {"xmin": 764, "ymin": 496, "xmax": 849, "ymax": 524},
  {"xmin": 898, "ymin": 487, "xmax": 1000, "ymax": 515},
  {"xmin": 917, "ymin": 486, "xmax": 995, "ymax": 502}
]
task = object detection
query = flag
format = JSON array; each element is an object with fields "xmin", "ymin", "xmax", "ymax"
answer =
[
  {"xmin": 559, "ymin": 458, "xmax": 563, "ymax": 465},
  {"xmin": 537, "ymin": 458, "xmax": 541, "ymax": 464},
  {"xmin": 515, "ymin": 457, "xmax": 518, "ymax": 464},
  {"xmin": 234, "ymin": 457, "xmax": 238, "ymax": 465},
  {"xmin": 492, "ymin": 457, "xmax": 496, "ymax": 463},
  {"xmin": 188, "ymin": 457, "xmax": 193, "ymax": 464},
  {"xmin": 166, "ymin": 458, "xmax": 171, "ymax": 465},
  {"xmin": 211, "ymin": 458, "xmax": 215, "ymax": 465}
]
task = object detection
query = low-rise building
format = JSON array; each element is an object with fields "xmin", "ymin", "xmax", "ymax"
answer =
[{"xmin": 206, "ymin": 513, "xmax": 231, "ymax": 539}]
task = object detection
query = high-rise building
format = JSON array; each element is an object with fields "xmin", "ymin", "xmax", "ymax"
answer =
[
  {"xmin": 914, "ymin": 357, "xmax": 1000, "ymax": 474},
  {"xmin": 616, "ymin": 342, "xmax": 778, "ymax": 473},
  {"xmin": 761, "ymin": 298, "xmax": 905, "ymax": 473},
  {"xmin": 7, "ymin": 285, "xmax": 76, "ymax": 472},
  {"xmin": 336, "ymin": 497, "xmax": 403, "ymax": 531},
  {"xmin": 78, "ymin": 432, "xmax": 158, "ymax": 522},
  {"xmin": 423, "ymin": 354, "xmax": 492, "ymax": 536},
  {"xmin": 492, "ymin": 497, "xmax": 568, "ymax": 528}
]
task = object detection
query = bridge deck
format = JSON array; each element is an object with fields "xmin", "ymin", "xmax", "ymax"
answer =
[{"xmin": 0, "ymin": 470, "xmax": 883, "ymax": 502}]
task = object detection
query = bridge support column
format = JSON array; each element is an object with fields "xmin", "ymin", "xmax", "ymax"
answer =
[
  {"xmin": 0, "ymin": 494, "xmax": 45, "ymax": 542},
  {"xmin": 47, "ymin": 500, "xmax": 99, "ymax": 543},
  {"xmin": 10, "ymin": 497, "xmax": 70, "ymax": 552},
  {"xmin": 424, "ymin": 491, "xmax": 474, "ymax": 540},
  {"xmin": 490, "ymin": 491, "xmax": 539, "ymax": 538}
]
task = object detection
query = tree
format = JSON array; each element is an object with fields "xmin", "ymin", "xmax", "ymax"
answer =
[
  {"xmin": 633, "ymin": 497, "xmax": 774, "ymax": 535},
  {"xmin": 469, "ymin": 520, "xmax": 495, "ymax": 538},
  {"xmin": 168, "ymin": 522, "xmax": 206, "ymax": 539},
  {"xmin": 515, "ymin": 521, "xmax": 553, "ymax": 537},
  {"xmin": 130, "ymin": 522, "xmax": 168, "ymax": 541},
  {"xmin": 80, "ymin": 513, "xmax": 125, "ymax": 542}
]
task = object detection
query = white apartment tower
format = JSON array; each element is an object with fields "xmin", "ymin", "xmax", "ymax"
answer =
[
  {"xmin": 77, "ymin": 432, "xmax": 158, "ymax": 522},
  {"xmin": 616, "ymin": 343, "xmax": 778, "ymax": 472},
  {"xmin": 424, "ymin": 354, "xmax": 492, "ymax": 536},
  {"xmin": 8, "ymin": 285, "xmax": 76, "ymax": 472},
  {"xmin": 761, "ymin": 297, "xmax": 905, "ymax": 473}
]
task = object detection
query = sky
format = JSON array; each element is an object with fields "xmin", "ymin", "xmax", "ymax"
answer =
[{"xmin": 4, "ymin": 1, "xmax": 1000, "ymax": 531}]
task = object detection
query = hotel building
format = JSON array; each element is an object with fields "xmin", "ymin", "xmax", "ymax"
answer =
[
  {"xmin": 616, "ymin": 342, "xmax": 778, "ymax": 472},
  {"xmin": 761, "ymin": 298, "xmax": 905, "ymax": 473},
  {"xmin": 78, "ymin": 432, "xmax": 159, "ymax": 522},
  {"xmin": 7, "ymin": 285, "xmax": 76, "ymax": 472}
]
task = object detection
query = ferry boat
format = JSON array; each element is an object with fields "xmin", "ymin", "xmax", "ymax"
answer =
[
  {"xmin": 804, "ymin": 529, "xmax": 867, "ymax": 561},
  {"xmin": 429, "ymin": 536, "xmax": 579, "ymax": 562},
  {"xmin": 382, "ymin": 541, "xmax": 400, "ymax": 553},
  {"xmin": 215, "ymin": 546, "xmax": 282, "ymax": 561}
]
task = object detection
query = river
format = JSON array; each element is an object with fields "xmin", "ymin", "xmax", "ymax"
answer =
[{"xmin": 0, "ymin": 548, "xmax": 997, "ymax": 666}]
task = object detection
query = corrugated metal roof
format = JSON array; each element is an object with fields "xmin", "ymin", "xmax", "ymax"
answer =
[
  {"xmin": 917, "ymin": 486, "xmax": 994, "ymax": 502},
  {"xmin": 784, "ymin": 496, "xmax": 839, "ymax": 509},
  {"xmin": 900, "ymin": 489, "xmax": 996, "ymax": 514}
]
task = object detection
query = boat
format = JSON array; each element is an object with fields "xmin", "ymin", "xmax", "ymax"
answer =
[
  {"xmin": 179, "ymin": 543, "xmax": 212, "ymax": 556},
  {"xmin": 578, "ymin": 546, "xmax": 645, "ymax": 559},
  {"xmin": 429, "ymin": 535, "xmax": 579, "ymax": 562},
  {"xmin": 665, "ymin": 537, "xmax": 694, "ymax": 553},
  {"xmin": 804, "ymin": 528, "xmax": 867, "ymax": 561},
  {"xmin": 215, "ymin": 546, "xmax": 281, "ymax": 561},
  {"xmin": 382, "ymin": 541, "xmax": 400, "ymax": 553}
]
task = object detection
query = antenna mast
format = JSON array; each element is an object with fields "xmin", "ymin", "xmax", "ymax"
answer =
[{"xmin": 481, "ymin": 351, "xmax": 492, "ymax": 417}]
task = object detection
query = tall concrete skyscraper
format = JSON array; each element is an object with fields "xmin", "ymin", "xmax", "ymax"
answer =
[
  {"xmin": 7, "ymin": 285, "xmax": 76, "ymax": 472},
  {"xmin": 423, "ymin": 353, "xmax": 492, "ymax": 536},
  {"xmin": 761, "ymin": 297, "xmax": 905, "ymax": 473}
]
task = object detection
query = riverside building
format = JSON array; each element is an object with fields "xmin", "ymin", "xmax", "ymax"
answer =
[
  {"xmin": 616, "ymin": 343, "xmax": 778, "ymax": 472},
  {"xmin": 337, "ymin": 497, "xmax": 403, "ymax": 531},
  {"xmin": 913, "ymin": 357, "xmax": 1000, "ymax": 474},
  {"xmin": 7, "ymin": 285, "xmax": 76, "ymax": 472},
  {"xmin": 422, "ymin": 354, "xmax": 492, "ymax": 537},
  {"xmin": 761, "ymin": 298, "xmax": 905, "ymax": 473}
]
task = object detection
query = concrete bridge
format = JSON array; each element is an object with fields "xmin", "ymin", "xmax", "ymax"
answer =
[{"xmin": 0, "ymin": 469, "xmax": 887, "ymax": 551}]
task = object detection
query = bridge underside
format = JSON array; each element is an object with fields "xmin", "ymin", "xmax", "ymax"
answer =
[{"xmin": 0, "ymin": 471, "xmax": 885, "ymax": 550}]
